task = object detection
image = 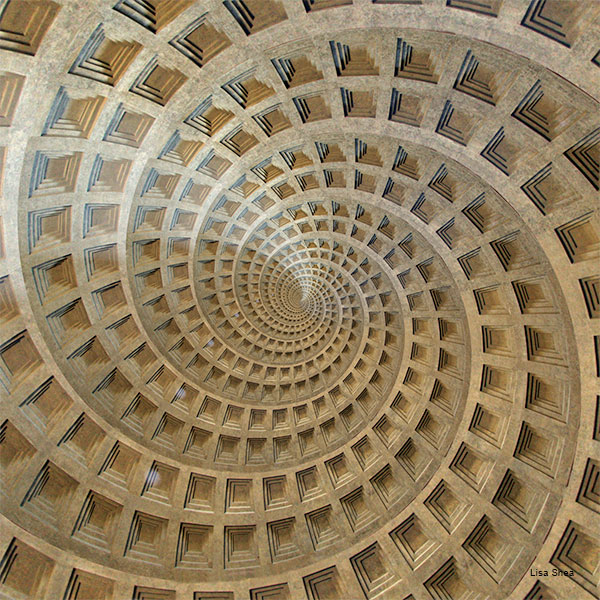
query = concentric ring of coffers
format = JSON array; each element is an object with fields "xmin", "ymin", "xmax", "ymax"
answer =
[
  {"xmin": 9, "ymin": 129, "xmax": 592, "ymax": 592},
  {"xmin": 7, "ymin": 136, "xmax": 582, "ymax": 587},
  {"xmin": 0, "ymin": 1, "xmax": 598, "ymax": 599}
]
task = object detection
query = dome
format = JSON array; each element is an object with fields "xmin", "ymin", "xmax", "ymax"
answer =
[{"xmin": 0, "ymin": 1, "xmax": 599, "ymax": 599}]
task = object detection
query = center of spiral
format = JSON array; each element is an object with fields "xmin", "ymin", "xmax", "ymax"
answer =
[{"xmin": 287, "ymin": 283, "xmax": 308, "ymax": 310}]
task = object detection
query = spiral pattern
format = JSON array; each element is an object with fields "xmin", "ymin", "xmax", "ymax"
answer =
[{"xmin": 0, "ymin": 1, "xmax": 598, "ymax": 599}]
